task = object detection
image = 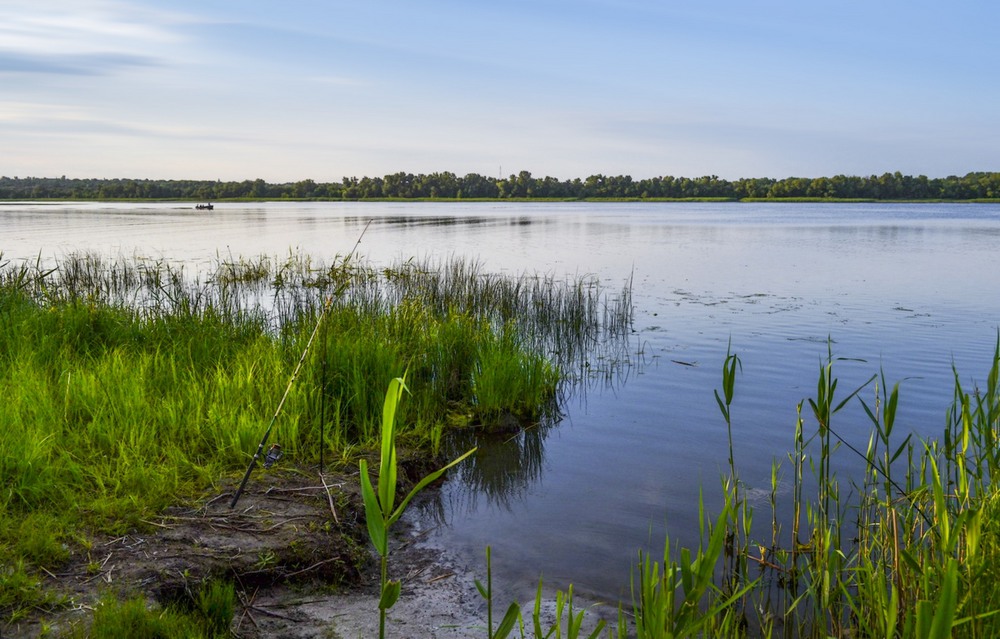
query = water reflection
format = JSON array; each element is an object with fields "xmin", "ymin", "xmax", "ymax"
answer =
[
  {"xmin": 371, "ymin": 215, "xmax": 536, "ymax": 228},
  {"xmin": 414, "ymin": 421, "xmax": 553, "ymax": 526}
]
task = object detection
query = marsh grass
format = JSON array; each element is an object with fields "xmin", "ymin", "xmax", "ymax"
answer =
[
  {"xmin": 194, "ymin": 579, "xmax": 237, "ymax": 636},
  {"xmin": 0, "ymin": 251, "xmax": 631, "ymax": 626},
  {"xmin": 695, "ymin": 340, "xmax": 1000, "ymax": 638}
]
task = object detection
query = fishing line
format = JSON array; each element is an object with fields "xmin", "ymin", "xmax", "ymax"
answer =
[
  {"xmin": 319, "ymin": 301, "xmax": 329, "ymax": 474},
  {"xmin": 230, "ymin": 219, "xmax": 372, "ymax": 508}
]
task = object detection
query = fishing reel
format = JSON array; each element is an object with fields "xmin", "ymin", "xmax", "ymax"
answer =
[{"xmin": 263, "ymin": 443, "xmax": 283, "ymax": 469}]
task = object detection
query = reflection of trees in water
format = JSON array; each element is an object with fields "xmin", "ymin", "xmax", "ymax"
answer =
[
  {"xmin": 415, "ymin": 420, "xmax": 553, "ymax": 524},
  {"xmin": 372, "ymin": 215, "xmax": 534, "ymax": 229}
]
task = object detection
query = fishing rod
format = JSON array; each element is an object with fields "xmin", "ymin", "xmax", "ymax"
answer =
[{"xmin": 230, "ymin": 220, "xmax": 372, "ymax": 508}]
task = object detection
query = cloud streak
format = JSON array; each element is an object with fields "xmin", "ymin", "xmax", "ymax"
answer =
[
  {"xmin": 0, "ymin": 0, "xmax": 189, "ymax": 77},
  {"xmin": 0, "ymin": 51, "xmax": 158, "ymax": 76}
]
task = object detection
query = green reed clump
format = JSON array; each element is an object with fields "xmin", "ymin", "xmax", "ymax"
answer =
[
  {"xmin": 337, "ymin": 256, "xmax": 632, "ymax": 382},
  {"xmin": 536, "ymin": 340, "xmax": 1000, "ymax": 639},
  {"xmin": 468, "ymin": 546, "xmax": 613, "ymax": 639},
  {"xmin": 471, "ymin": 322, "xmax": 560, "ymax": 427},
  {"xmin": 697, "ymin": 340, "xmax": 1000, "ymax": 638},
  {"xmin": 303, "ymin": 302, "xmax": 562, "ymax": 451},
  {"xmin": 195, "ymin": 579, "xmax": 237, "ymax": 637}
]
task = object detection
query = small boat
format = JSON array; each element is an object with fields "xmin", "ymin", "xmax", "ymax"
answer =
[{"xmin": 195, "ymin": 203, "xmax": 214, "ymax": 210}]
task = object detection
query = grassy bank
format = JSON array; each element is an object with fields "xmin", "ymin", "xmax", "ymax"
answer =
[{"xmin": 0, "ymin": 251, "xmax": 632, "ymax": 631}]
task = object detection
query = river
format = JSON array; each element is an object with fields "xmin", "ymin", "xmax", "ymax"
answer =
[{"xmin": 3, "ymin": 200, "xmax": 999, "ymax": 602}]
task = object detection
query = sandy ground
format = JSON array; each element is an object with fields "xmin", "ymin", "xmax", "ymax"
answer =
[
  {"xmin": 247, "ymin": 528, "xmax": 499, "ymax": 638},
  {"xmin": 243, "ymin": 510, "xmax": 619, "ymax": 638}
]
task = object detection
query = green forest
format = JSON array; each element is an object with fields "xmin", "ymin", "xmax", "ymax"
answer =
[{"xmin": 2, "ymin": 170, "xmax": 1000, "ymax": 201}]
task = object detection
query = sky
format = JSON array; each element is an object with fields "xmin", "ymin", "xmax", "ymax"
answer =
[{"xmin": 2, "ymin": 0, "xmax": 998, "ymax": 182}]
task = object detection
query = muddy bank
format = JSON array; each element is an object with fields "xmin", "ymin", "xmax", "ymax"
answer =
[{"xmin": 6, "ymin": 461, "xmax": 615, "ymax": 638}]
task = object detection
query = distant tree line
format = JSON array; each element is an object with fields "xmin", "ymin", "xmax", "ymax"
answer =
[{"xmin": 2, "ymin": 171, "xmax": 1000, "ymax": 201}]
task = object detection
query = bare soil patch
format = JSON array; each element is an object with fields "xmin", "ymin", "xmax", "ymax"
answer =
[{"xmin": 7, "ymin": 454, "xmax": 493, "ymax": 638}]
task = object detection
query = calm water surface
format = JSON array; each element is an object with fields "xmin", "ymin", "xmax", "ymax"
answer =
[{"xmin": 3, "ymin": 201, "xmax": 1000, "ymax": 601}]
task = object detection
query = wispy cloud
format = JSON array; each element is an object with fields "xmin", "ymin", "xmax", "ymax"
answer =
[
  {"xmin": 0, "ymin": 98, "xmax": 256, "ymax": 147},
  {"xmin": 0, "ymin": 51, "xmax": 157, "ymax": 76},
  {"xmin": 0, "ymin": 0, "xmax": 187, "ymax": 76},
  {"xmin": 306, "ymin": 75, "xmax": 370, "ymax": 88}
]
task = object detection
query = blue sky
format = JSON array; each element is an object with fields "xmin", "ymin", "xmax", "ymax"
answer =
[{"xmin": 2, "ymin": 0, "xmax": 998, "ymax": 182}]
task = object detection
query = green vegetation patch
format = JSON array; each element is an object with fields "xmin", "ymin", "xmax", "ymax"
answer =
[
  {"xmin": 0, "ymin": 251, "xmax": 631, "ymax": 627},
  {"xmin": 58, "ymin": 579, "xmax": 235, "ymax": 639}
]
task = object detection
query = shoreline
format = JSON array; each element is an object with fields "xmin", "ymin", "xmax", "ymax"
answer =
[{"xmin": 3, "ymin": 196, "xmax": 1000, "ymax": 204}]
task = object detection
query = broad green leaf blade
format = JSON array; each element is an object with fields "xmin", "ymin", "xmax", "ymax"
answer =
[
  {"xmin": 495, "ymin": 602, "xmax": 521, "ymax": 639},
  {"xmin": 379, "ymin": 580, "xmax": 401, "ymax": 611},
  {"xmin": 679, "ymin": 548, "xmax": 693, "ymax": 596},
  {"xmin": 929, "ymin": 455, "xmax": 950, "ymax": 550},
  {"xmin": 389, "ymin": 447, "xmax": 477, "ymax": 525},
  {"xmin": 891, "ymin": 435, "xmax": 913, "ymax": 463},
  {"xmin": 359, "ymin": 459, "xmax": 387, "ymax": 556},
  {"xmin": 569, "ymin": 609, "xmax": 585, "ymax": 636},
  {"xmin": 378, "ymin": 377, "xmax": 405, "ymax": 516},
  {"xmin": 859, "ymin": 397, "xmax": 879, "ymax": 428},
  {"xmin": 723, "ymin": 353, "xmax": 739, "ymax": 404},
  {"xmin": 885, "ymin": 383, "xmax": 899, "ymax": 434},
  {"xmin": 714, "ymin": 389, "xmax": 729, "ymax": 422},
  {"xmin": 584, "ymin": 619, "xmax": 608, "ymax": 639},
  {"xmin": 533, "ymin": 578, "xmax": 547, "ymax": 639},
  {"xmin": 832, "ymin": 374, "xmax": 876, "ymax": 413},
  {"xmin": 928, "ymin": 560, "xmax": 957, "ymax": 639},
  {"xmin": 915, "ymin": 600, "xmax": 932, "ymax": 639},
  {"xmin": 886, "ymin": 581, "xmax": 898, "ymax": 639},
  {"xmin": 697, "ymin": 508, "xmax": 729, "ymax": 588},
  {"xmin": 900, "ymin": 548, "xmax": 922, "ymax": 574}
]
